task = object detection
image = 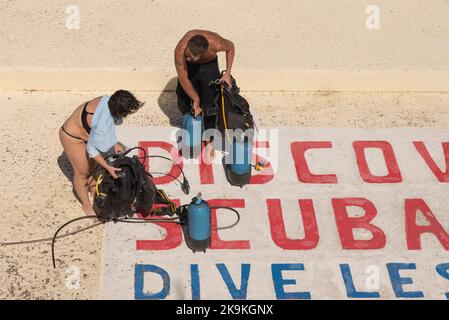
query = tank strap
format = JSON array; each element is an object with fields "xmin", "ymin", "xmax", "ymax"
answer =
[{"xmin": 151, "ymin": 189, "xmax": 177, "ymax": 216}]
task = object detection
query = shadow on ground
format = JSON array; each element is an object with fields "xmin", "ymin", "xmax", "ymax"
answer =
[
  {"xmin": 57, "ymin": 152, "xmax": 74, "ymax": 182},
  {"xmin": 157, "ymin": 77, "xmax": 183, "ymax": 128},
  {"xmin": 57, "ymin": 152, "xmax": 84, "ymax": 204}
]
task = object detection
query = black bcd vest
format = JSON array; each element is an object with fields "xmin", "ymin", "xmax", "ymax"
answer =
[{"xmin": 93, "ymin": 155, "xmax": 157, "ymax": 219}]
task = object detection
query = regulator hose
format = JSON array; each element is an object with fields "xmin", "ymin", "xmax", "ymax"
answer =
[
  {"xmin": 93, "ymin": 146, "xmax": 190, "ymax": 195},
  {"xmin": 175, "ymin": 205, "xmax": 241, "ymax": 230},
  {"xmin": 50, "ymin": 214, "xmax": 182, "ymax": 268},
  {"xmin": 0, "ymin": 221, "xmax": 104, "ymax": 247},
  {"xmin": 2, "ymin": 196, "xmax": 241, "ymax": 269},
  {"xmin": 140, "ymin": 154, "xmax": 190, "ymax": 195},
  {"xmin": 51, "ymin": 215, "xmax": 103, "ymax": 268},
  {"xmin": 210, "ymin": 206, "xmax": 241, "ymax": 231}
]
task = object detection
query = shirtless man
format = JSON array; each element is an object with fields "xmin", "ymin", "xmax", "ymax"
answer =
[{"xmin": 174, "ymin": 29, "xmax": 235, "ymax": 135}]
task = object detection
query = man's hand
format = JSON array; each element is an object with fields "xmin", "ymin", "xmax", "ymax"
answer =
[
  {"xmin": 220, "ymin": 72, "xmax": 232, "ymax": 87},
  {"xmin": 192, "ymin": 99, "xmax": 202, "ymax": 117},
  {"xmin": 106, "ymin": 166, "xmax": 122, "ymax": 179}
]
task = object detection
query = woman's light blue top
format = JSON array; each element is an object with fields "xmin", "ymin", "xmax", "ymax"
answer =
[{"xmin": 86, "ymin": 96, "xmax": 122, "ymax": 158}]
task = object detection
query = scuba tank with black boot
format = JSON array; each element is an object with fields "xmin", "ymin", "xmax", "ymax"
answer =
[
  {"xmin": 179, "ymin": 111, "xmax": 203, "ymax": 159},
  {"xmin": 209, "ymin": 73, "xmax": 264, "ymax": 187},
  {"xmin": 183, "ymin": 193, "xmax": 211, "ymax": 253}
]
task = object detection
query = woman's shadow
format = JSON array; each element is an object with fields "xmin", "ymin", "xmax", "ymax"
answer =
[
  {"xmin": 157, "ymin": 77, "xmax": 183, "ymax": 128},
  {"xmin": 57, "ymin": 152, "xmax": 91, "ymax": 204}
]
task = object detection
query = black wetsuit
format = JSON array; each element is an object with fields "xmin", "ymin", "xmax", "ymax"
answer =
[{"xmin": 176, "ymin": 57, "xmax": 221, "ymax": 130}]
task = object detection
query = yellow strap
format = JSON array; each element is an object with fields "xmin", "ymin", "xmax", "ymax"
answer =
[
  {"xmin": 156, "ymin": 189, "xmax": 177, "ymax": 213},
  {"xmin": 95, "ymin": 174, "xmax": 106, "ymax": 197},
  {"xmin": 221, "ymin": 85, "xmax": 232, "ymax": 144}
]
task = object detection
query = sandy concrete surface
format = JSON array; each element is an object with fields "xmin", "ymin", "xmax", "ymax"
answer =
[
  {"xmin": 0, "ymin": 90, "xmax": 448, "ymax": 299},
  {"xmin": 1, "ymin": 1, "xmax": 449, "ymax": 91},
  {"xmin": 2, "ymin": 0, "xmax": 449, "ymax": 72}
]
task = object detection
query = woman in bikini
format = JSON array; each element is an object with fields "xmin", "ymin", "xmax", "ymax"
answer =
[{"xmin": 59, "ymin": 90, "xmax": 144, "ymax": 215}]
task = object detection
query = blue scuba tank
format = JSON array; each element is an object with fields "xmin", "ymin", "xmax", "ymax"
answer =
[
  {"xmin": 186, "ymin": 193, "xmax": 211, "ymax": 252},
  {"xmin": 230, "ymin": 138, "xmax": 252, "ymax": 175},
  {"xmin": 182, "ymin": 113, "xmax": 203, "ymax": 148}
]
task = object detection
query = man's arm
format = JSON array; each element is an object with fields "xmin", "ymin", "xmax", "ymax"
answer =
[
  {"xmin": 215, "ymin": 36, "xmax": 235, "ymax": 86},
  {"xmin": 174, "ymin": 42, "xmax": 201, "ymax": 116}
]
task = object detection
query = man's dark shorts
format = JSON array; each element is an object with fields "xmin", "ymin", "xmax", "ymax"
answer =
[{"xmin": 176, "ymin": 57, "xmax": 221, "ymax": 130}]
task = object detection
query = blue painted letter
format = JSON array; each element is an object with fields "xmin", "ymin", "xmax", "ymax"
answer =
[
  {"xmin": 216, "ymin": 264, "xmax": 250, "ymax": 300},
  {"xmin": 386, "ymin": 263, "xmax": 424, "ymax": 298},
  {"xmin": 340, "ymin": 264, "xmax": 380, "ymax": 298},
  {"xmin": 191, "ymin": 264, "xmax": 201, "ymax": 300},
  {"xmin": 271, "ymin": 264, "xmax": 311, "ymax": 300},
  {"xmin": 436, "ymin": 263, "xmax": 449, "ymax": 300},
  {"xmin": 134, "ymin": 264, "xmax": 170, "ymax": 300}
]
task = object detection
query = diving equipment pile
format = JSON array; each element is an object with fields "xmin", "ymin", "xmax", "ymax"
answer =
[{"xmin": 1, "ymin": 147, "xmax": 241, "ymax": 268}]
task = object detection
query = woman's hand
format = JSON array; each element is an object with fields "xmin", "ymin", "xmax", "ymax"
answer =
[
  {"xmin": 93, "ymin": 154, "xmax": 121, "ymax": 179},
  {"xmin": 106, "ymin": 165, "xmax": 122, "ymax": 179}
]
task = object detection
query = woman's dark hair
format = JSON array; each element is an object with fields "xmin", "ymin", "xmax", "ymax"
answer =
[
  {"xmin": 108, "ymin": 90, "xmax": 144, "ymax": 118},
  {"xmin": 187, "ymin": 35, "xmax": 209, "ymax": 57}
]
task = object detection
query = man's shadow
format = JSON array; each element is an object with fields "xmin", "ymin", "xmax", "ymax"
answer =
[{"xmin": 157, "ymin": 77, "xmax": 183, "ymax": 128}]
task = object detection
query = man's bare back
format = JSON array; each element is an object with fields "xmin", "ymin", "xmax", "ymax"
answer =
[
  {"xmin": 175, "ymin": 30, "xmax": 225, "ymax": 64},
  {"xmin": 174, "ymin": 29, "xmax": 235, "ymax": 117}
]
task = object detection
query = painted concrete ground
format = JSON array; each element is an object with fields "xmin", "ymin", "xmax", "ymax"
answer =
[
  {"xmin": 102, "ymin": 127, "xmax": 449, "ymax": 300},
  {"xmin": 1, "ymin": 91, "xmax": 449, "ymax": 299}
]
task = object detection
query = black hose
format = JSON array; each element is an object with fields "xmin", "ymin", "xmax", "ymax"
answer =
[
  {"xmin": 141, "ymin": 155, "xmax": 190, "ymax": 194},
  {"xmin": 6, "ymin": 204, "xmax": 240, "ymax": 268},
  {"xmin": 51, "ymin": 214, "xmax": 183, "ymax": 268},
  {"xmin": 119, "ymin": 217, "xmax": 181, "ymax": 223},
  {"xmin": 114, "ymin": 219, "xmax": 180, "ymax": 224},
  {"xmin": 88, "ymin": 146, "xmax": 148, "ymax": 178},
  {"xmin": 96, "ymin": 147, "xmax": 191, "ymax": 195},
  {"xmin": 210, "ymin": 206, "xmax": 241, "ymax": 231},
  {"xmin": 51, "ymin": 215, "xmax": 103, "ymax": 268},
  {"xmin": 140, "ymin": 155, "xmax": 186, "ymax": 181},
  {"xmin": 148, "ymin": 171, "xmax": 183, "ymax": 185},
  {"xmin": 122, "ymin": 146, "xmax": 147, "ymax": 163},
  {"xmin": 1, "ymin": 221, "xmax": 104, "ymax": 246}
]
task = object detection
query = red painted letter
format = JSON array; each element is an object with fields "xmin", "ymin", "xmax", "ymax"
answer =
[
  {"xmin": 136, "ymin": 200, "xmax": 182, "ymax": 250},
  {"xmin": 208, "ymin": 199, "xmax": 250, "ymax": 249},
  {"xmin": 199, "ymin": 143, "xmax": 214, "ymax": 184},
  {"xmin": 332, "ymin": 198, "xmax": 386, "ymax": 249},
  {"xmin": 139, "ymin": 141, "xmax": 183, "ymax": 185},
  {"xmin": 405, "ymin": 199, "xmax": 449, "ymax": 250},
  {"xmin": 414, "ymin": 142, "xmax": 449, "ymax": 182},
  {"xmin": 353, "ymin": 141, "xmax": 402, "ymax": 183},
  {"xmin": 250, "ymin": 141, "xmax": 275, "ymax": 185},
  {"xmin": 267, "ymin": 199, "xmax": 319, "ymax": 250},
  {"xmin": 290, "ymin": 141, "xmax": 338, "ymax": 183}
]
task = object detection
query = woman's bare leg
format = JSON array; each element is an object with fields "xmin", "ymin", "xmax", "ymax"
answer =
[
  {"xmin": 87, "ymin": 159, "xmax": 97, "ymax": 199},
  {"xmin": 59, "ymin": 129, "xmax": 95, "ymax": 215},
  {"xmin": 71, "ymin": 155, "xmax": 95, "ymax": 215}
]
